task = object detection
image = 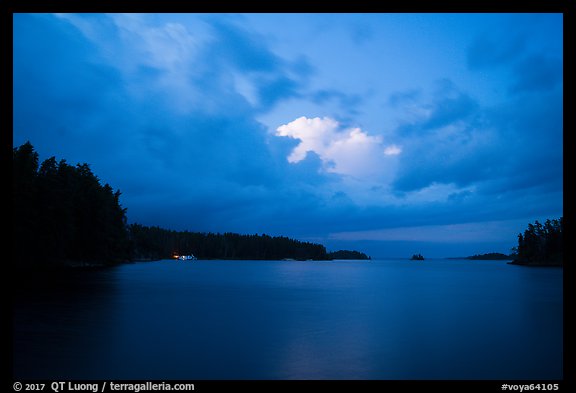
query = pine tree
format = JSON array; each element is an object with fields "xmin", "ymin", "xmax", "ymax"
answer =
[
  {"xmin": 13, "ymin": 142, "xmax": 131, "ymax": 268},
  {"xmin": 514, "ymin": 218, "xmax": 563, "ymax": 266}
]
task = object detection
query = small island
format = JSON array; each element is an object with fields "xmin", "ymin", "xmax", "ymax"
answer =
[
  {"xmin": 410, "ymin": 253, "xmax": 425, "ymax": 261},
  {"xmin": 326, "ymin": 250, "xmax": 371, "ymax": 260}
]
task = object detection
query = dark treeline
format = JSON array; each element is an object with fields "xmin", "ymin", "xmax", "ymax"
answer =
[
  {"xmin": 14, "ymin": 142, "xmax": 358, "ymax": 267},
  {"xmin": 467, "ymin": 252, "xmax": 513, "ymax": 260},
  {"xmin": 13, "ymin": 142, "xmax": 131, "ymax": 268},
  {"xmin": 512, "ymin": 218, "xmax": 563, "ymax": 266},
  {"xmin": 326, "ymin": 250, "xmax": 370, "ymax": 260},
  {"xmin": 129, "ymin": 224, "xmax": 329, "ymax": 261}
]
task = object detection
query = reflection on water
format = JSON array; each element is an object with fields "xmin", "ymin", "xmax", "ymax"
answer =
[{"xmin": 13, "ymin": 260, "xmax": 562, "ymax": 379}]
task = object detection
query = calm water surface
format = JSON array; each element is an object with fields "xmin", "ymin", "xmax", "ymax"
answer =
[{"xmin": 13, "ymin": 259, "xmax": 563, "ymax": 379}]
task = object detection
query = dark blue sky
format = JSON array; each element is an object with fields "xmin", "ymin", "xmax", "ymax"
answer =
[{"xmin": 13, "ymin": 13, "xmax": 563, "ymax": 257}]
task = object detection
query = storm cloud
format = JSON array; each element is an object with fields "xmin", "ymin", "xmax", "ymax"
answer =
[{"xmin": 13, "ymin": 13, "xmax": 563, "ymax": 257}]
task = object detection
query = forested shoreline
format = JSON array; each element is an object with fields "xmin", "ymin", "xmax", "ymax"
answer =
[
  {"xmin": 511, "ymin": 218, "xmax": 563, "ymax": 266},
  {"xmin": 466, "ymin": 253, "xmax": 513, "ymax": 260},
  {"xmin": 13, "ymin": 142, "xmax": 131, "ymax": 268},
  {"xmin": 129, "ymin": 223, "xmax": 330, "ymax": 261},
  {"xmin": 13, "ymin": 142, "xmax": 562, "ymax": 268},
  {"xmin": 13, "ymin": 142, "xmax": 368, "ymax": 268}
]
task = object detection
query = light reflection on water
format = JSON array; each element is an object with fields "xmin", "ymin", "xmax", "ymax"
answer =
[{"xmin": 13, "ymin": 259, "xmax": 563, "ymax": 379}]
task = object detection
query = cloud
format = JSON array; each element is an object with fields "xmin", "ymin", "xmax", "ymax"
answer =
[
  {"xmin": 479, "ymin": 89, "xmax": 563, "ymax": 195},
  {"xmin": 13, "ymin": 13, "xmax": 563, "ymax": 256},
  {"xmin": 388, "ymin": 74, "xmax": 562, "ymax": 221},
  {"xmin": 276, "ymin": 116, "xmax": 400, "ymax": 181},
  {"xmin": 466, "ymin": 35, "xmax": 526, "ymax": 70},
  {"xmin": 310, "ymin": 89, "xmax": 363, "ymax": 115},
  {"xmin": 388, "ymin": 89, "xmax": 421, "ymax": 107},
  {"xmin": 509, "ymin": 54, "xmax": 562, "ymax": 94},
  {"xmin": 384, "ymin": 145, "xmax": 402, "ymax": 156},
  {"xmin": 349, "ymin": 21, "xmax": 373, "ymax": 45},
  {"xmin": 389, "ymin": 81, "xmax": 495, "ymax": 193},
  {"xmin": 13, "ymin": 14, "xmax": 307, "ymax": 221},
  {"xmin": 421, "ymin": 92, "xmax": 478, "ymax": 131},
  {"xmin": 203, "ymin": 18, "xmax": 313, "ymax": 112},
  {"xmin": 466, "ymin": 29, "xmax": 562, "ymax": 97},
  {"xmin": 394, "ymin": 80, "xmax": 479, "ymax": 134}
]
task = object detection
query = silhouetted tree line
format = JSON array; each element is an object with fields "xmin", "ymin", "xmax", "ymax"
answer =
[
  {"xmin": 326, "ymin": 250, "xmax": 370, "ymax": 260},
  {"xmin": 129, "ymin": 224, "xmax": 329, "ymax": 261},
  {"xmin": 13, "ymin": 142, "xmax": 131, "ymax": 268},
  {"xmin": 467, "ymin": 252, "xmax": 512, "ymax": 260},
  {"xmin": 512, "ymin": 218, "xmax": 563, "ymax": 266},
  {"xmin": 15, "ymin": 142, "xmax": 360, "ymax": 266}
]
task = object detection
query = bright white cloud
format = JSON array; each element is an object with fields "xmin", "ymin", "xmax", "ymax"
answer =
[
  {"xmin": 384, "ymin": 144, "xmax": 402, "ymax": 155},
  {"xmin": 14, "ymin": 13, "xmax": 562, "ymax": 253},
  {"xmin": 276, "ymin": 116, "xmax": 400, "ymax": 181}
]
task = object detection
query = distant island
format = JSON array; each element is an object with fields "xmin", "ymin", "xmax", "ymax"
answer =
[
  {"xmin": 468, "ymin": 252, "xmax": 513, "ymax": 260},
  {"xmin": 410, "ymin": 253, "xmax": 425, "ymax": 261},
  {"xmin": 447, "ymin": 252, "xmax": 514, "ymax": 260},
  {"xmin": 326, "ymin": 250, "xmax": 371, "ymax": 260}
]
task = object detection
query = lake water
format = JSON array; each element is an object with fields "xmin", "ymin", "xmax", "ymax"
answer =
[{"xmin": 13, "ymin": 259, "xmax": 563, "ymax": 380}]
